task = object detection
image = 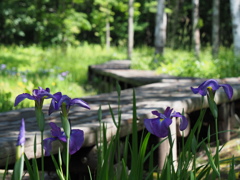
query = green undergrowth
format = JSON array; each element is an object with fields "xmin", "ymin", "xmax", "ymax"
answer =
[
  {"xmin": 131, "ymin": 46, "xmax": 240, "ymax": 79},
  {"xmin": 0, "ymin": 44, "xmax": 126, "ymax": 112},
  {"xmin": 0, "ymin": 45, "xmax": 239, "ymax": 112}
]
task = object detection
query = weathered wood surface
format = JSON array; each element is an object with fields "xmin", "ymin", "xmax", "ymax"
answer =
[
  {"xmin": 88, "ymin": 60, "xmax": 201, "ymax": 87},
  {"xmin": 1, "ymin": 60, "xmax": 240, "ymax": 167}
]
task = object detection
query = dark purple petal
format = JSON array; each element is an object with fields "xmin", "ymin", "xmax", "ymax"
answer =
[
  {"xmin": 144, "ymin": 117, "xmax": 172, "ymax": 138},
  {"xmin": 191, "ymin": 87, "xmax": 204, "ymax": 95},
  {"xmin": 43, "ymin": 137, "xmax": 57, "ymax": 156},
  {"xmin": 179, "ymin": 115, "xmax": 188, "ymax": 131},
  {"xmin": 171, "ymin": 111, "xmax": 182, "ymax": 118},
  {"xmin": 70, "ymin": 98, "xmax": 90, "ymax": 110},
  {"xmin": 49, "ymin": 122, "xmax": 63, "ymax": 137},
  {"xmin": 69, "ymin": 129, "xmax": 84, "ymax": 155},
  {"xmin": 152, "ymin": 111, "xmax": 161, "ymax": 117},
  {"xmin": 59, "ymin": 95, "xmax": 71, "ymax": 107},
  {"xmin": 220, "ymin": 84, "xmax": 233, "ymax": 99},
  {"xmin": 16, "ymin": 118, "xmax": 25, "ymax": 146},
  {"xmin": 191, "ymin": 79, "xmax": 234, "ymax": 99},
  {"xmin": 45, "ymin": 88, "xmax": 50, "ymax": 93},
  {"xmin": 53, "ymin": 92, "xmax": 63, "ymax": 101},
  {"xmin": 49, "ymin": 100, "xmax": 57, "ymax": 115},
  {"xmin": 32, "ymin": 87, "xmax": 55, "ymax": 103},
  {"xmin": 152, "ymin": 110, "xmax": 166, "ymax": 119},
  {"xmin": 144, "ymin": 117, "xmax": 159, "ymax": 135},
  {"xmin": 14, "ymin": 93, "xmax": 34, "ymax": 106},
  {"xmin": 202, "ymin": 79, "xmax": 220, "ymax": 91},
  {"xmin": 191, "ymin": 79, "xmax": 220, "ymax": 96},
  {"xmin": 48, "ymin": 92, "xmax": 63, "ymax": 115},
  {"xmin": 171, "ymin": 111, "xmax": 188, "ymax": 131},
  {"xmin": 164, "ymin": 107, "xmax": 173, "ymax": 118},
  {"xmin": 158, "ymin": 118, "xmax": 172, "ymax": 137}
]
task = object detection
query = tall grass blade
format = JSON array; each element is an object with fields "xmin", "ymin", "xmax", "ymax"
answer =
[
  {"xmin": 228, "ymin": 156, "xmax": 236, "ymax": 180},
  {"xmin": 3, "ymin": 155, "xmax": 9, "ymax": 180},
  {"xmin": 24, "ymin": 154, "xmax": 35, "ymax": 180},
  {"xmin": 202, "ymin": 143, "xmax": 220, "ymax": 177},
  {"xmin": 51, "ymin": 153, "xmax": 65, "ymax": 180},
  {"xmin": 129, "ymin": 88, "xmax": 139, "ymax": 179}
]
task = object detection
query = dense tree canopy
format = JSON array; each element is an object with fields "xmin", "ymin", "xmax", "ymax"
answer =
[{"xmin": 0, "ymin": 0, "xmax": 233, "ymax": 49}]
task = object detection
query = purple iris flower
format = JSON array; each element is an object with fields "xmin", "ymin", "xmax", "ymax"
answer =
[
  {"xmin": 16, "ymin": 118, "xmax": 25, "ymax": 146},
  {"xmin": 144, "ymin": 107, "xmax": 188, "ymax": 138},
  {"xmin": 43, "ymin": 122, "xmax": 84, "ymax": 156},
  {"xmin": 14, "ymin": 87, "xmax": 55, "ymax": 108},
  {"xmin": 191, "ymin": 79, "xmax": 233, "ymax": 99},
  {"xmin": 49, "ymin": 92, "xmax": 90, "ymax": 115}
]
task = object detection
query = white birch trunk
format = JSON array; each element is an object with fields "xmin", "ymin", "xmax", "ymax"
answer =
[
  {"xmin": 212, "ymin": 0, "xmax": 219, "ymax": 58},
  {"xmin": 128, "ymin": 0, "xmax": 134, "ymax": 60},
  {"xmin": 192, "ymin": 0, "xmax": 200, "ymax": 58},
  {"xmin": 230, "ymin": 0, "xmax": 240, "ymax": 56},
  {"xmin": 106, "ymin": 19, "xmax": 110, "ymax": 49},
  {"xmin": 154, "ymin": 0, "xmax": 167, "ymax": 55}
]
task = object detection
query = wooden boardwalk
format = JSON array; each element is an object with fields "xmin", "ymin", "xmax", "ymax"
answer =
[{"xmin": 1, "ymin": 60, "xmax": 240, "ymax": 169}]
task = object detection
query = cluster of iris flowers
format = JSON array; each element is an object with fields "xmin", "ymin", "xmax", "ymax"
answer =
[
  {"xmin": 15, "ymin": 87, "xmax": 90, "ymax": 156},
  {"xmin": 143, "ymin": 79, "xmax": 233, "ymax": 138},
  {"xmin": 14, "ymin": 79, "xmax": 234, "ymax": 179},
  {"xmin": 15, "ymin": 79, "xmax": 234, "ymax": 155}
]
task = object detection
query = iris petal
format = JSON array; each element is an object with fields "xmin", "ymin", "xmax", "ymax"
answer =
[
  {"xmin": 144, "ymin": 117, "xmax": 160, "ymax": 135},
  {"xmin": 16, "ymin": 118, "xmax": 25, "ymax": 146},
  {"xmin": 220, "ymin": 84, "xmax": 233, "ymax": 99},
  {"xmin": 144, "ymin": 107, "xmax": 187, "ymax": 138},
  {"xmin": 49, "ymin": 122, "xmax": 63, "ymax": 137},
  {"xmin": 191, "ymin": 79, "xmax": 233, "ymax": 100},
  {"xmin": 69, "ymin": 129, "xmax": 84, "ymax": 155},
  {"xmin": 202, "ymin": 79, "xmax": 219, "ymax": 91},
  {"xmin": 179, "ymin": 116, "xmax": 188, "ymax": 131},
  {"xmin": 14, "ymin": 93, "xmax": 35, "ymax": 106},
  {"xmin": 164, "ymin": 107, "xmax": 173, "ymax": 118},
  {"xmin": 49, "ymin": 93, "xmax": 90, "ymax": 115},
  {"xmin": 152, "ymin": 111, "xmax": 161, "ymax": 117},
  {"xmin": 70, "ymin": 98, "xmax": 90, "ymax": 110},
  {"xmin": 44, "ymin": 123, "xmax": 84, "ymax": 156},
  {"xmin": 43, "ymin": 137, "xmax": 57, "ymax": 156}
]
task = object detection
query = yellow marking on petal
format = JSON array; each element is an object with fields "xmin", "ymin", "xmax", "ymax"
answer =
[{"xmin": 207, "ymin": 86, "xmax": 212, "ymax": 90}]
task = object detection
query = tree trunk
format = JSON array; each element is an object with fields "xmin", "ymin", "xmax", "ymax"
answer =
[
  {"xmin": 230, "ymin": 0, "xmax": 240, "ymax": 56},
  {"xmin": 192, "ymin": 0, "xmax": 200, "ymax": 59},
  {"xmin": 212, "ymin": 0, "xmax": 220, "ymax": 58},
  {"xmin": 170, "ymin": 0, "xmax": 180, "ymax": 49},
  {"xmin": 106, "ymin": 19, "xmax": 110, "ymax": 49},
  {"xmin": 128, "ymin": 0, "xmax": 134, "ymax": 60},
  {"xmin": 154, "ymin": 0, "xmax": 167, "ymax": 55}
]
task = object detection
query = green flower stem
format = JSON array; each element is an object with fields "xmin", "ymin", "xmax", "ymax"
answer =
[
  {"xmin": 66, "ymin": 137, "xmax": 70, "ymax": 180},
  {"xmin": 40, "ymin": 131, "xmax": 44, "ymax": 180},
  {"xmin": 60, "ymin": 114, "xmax": 71, "ymax": 180},
  {"xmin": 214, "ymin": 116, "xmax": 220, "ymax": 175},
  {"xmin": 207, "ymin": 92, "xmax": 220, "ymax": 178},
  {"xmin": 35, "ymin": 108, "xmax": 45, "ymax": 180}
]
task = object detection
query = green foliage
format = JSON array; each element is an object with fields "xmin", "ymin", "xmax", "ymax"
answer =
[
  {"xmin": 0, "ymin": 45, "xmax": 126, "ymax": 111},
  {"xmin": 151, "ymin": 47, "xmax": 239, "ymax": 78},
  {"xmin": 1, "ymin": 45, "xmax": 239, "ymax": 113}
]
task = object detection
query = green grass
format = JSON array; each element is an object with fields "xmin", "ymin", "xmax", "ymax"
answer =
[
  {"xmin": 153, "ymin": 47, "xmax": 240, "ymax": 79},
  {"xmin": 0, "ymin": 44, "xmax": 127, "ymax": 111},
  {"xmin": 0, "ymin": 45, "xmax": 239, "ymax": 112}
]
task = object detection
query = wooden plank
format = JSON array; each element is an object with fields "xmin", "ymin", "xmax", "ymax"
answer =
[{"xmin": 1, "ymin": 62, "xmax": 240, "ymax": 168}]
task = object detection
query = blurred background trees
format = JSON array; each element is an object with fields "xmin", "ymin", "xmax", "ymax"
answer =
[{"xmin": 0, "ymin": 0, "xmax": 238, "ymax": 56}]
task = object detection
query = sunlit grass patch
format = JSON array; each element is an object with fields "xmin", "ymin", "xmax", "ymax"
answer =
[{"xmin": 0, "ymin": 44, "xmax": 127, "ymax": 111}]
